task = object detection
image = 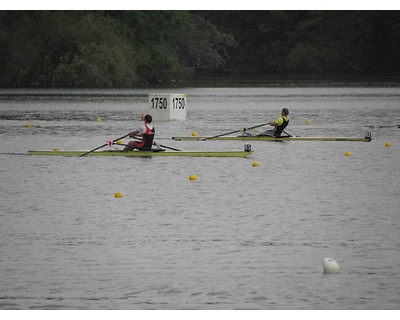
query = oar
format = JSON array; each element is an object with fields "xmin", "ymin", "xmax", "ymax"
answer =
[
  {"xmin": 132, "ymin": 137, "xmax": 181, "ymax": 151},
  {"xmin": 154, "ymin": 142, "xmax": 181, "ymax": 151},
  {"xmin": 79, "ymin": 134, "xmax": 130, "ymax": 157},
  {"xmin": 204, "ymin": 122, "xmax": 270, "ymax": 140}
]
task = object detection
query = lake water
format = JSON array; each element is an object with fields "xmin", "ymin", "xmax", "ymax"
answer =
[{"xmin": 0, "ymin": 87, "xmax": 399, "ymax": 310}]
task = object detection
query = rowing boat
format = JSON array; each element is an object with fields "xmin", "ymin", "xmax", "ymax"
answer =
[
  {"xmin": 27, "ymin": 149, "xmax": 253, "ymax": 158},
  {"xmin": 172, "ymin": 132, "xmax": 372, "ymax": 142}
]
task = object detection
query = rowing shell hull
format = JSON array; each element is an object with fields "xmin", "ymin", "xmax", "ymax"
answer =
[
  {"xmin": 28, "ymin": 150, "xmax": 253, "ymax": 158},
  {"xmin": 172, "ymin": 135, "xmax": 371, "ymax": 142}
]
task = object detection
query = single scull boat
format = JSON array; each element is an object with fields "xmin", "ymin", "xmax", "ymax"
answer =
[
  {"xmin": 172, "ymin": 132, "xmax": 372, "ymax": 142},
  {"xmin": 28, "ymin": 149, "xmax": 253, "ymax": 158}
]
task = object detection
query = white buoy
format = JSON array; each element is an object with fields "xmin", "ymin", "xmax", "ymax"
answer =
[{"xmin": 323, "ymin": 258, "xmax": 340, "ymax": 274}]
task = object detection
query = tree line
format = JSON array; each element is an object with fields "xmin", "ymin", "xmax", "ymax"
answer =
[{"xmin": 1, "ymin": 10, "xmax": 399, "ymax": 87}]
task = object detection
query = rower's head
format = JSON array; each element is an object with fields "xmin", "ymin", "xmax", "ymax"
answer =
[
  {"xmin": 281, "ymin": 108, "xmax": 289, "ymax": 116},
  {"xmin": 144, "ymin": 114, "xmax": 152, "ymax": 123},
  {"xmin": 140, "ymin": 112, "xmax": 148, "ymax": 121}
]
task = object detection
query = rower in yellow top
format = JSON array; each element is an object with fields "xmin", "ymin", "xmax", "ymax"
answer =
[{"xmin": 245, "ymin": 108, "xmax": 289, "ymax": 137}]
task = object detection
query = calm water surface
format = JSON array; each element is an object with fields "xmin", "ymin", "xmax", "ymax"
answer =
[{"xmin": 0, "ymin": 87, "xmax": 399, "ymax": 310}]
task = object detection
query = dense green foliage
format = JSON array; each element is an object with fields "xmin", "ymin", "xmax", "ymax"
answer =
[
  {"xmin": 1, "ymin": 10, "xmax": 399, "ymax": 87},
  {"xmin": 201, "ymin": 11, "xmax": 400, "ymax": 74}
]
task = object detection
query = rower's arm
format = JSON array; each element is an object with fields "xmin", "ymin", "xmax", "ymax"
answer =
[
  {"xmin": 128, "ymin": 130, "xmax": 141, "ymax": 137},
  {"xmin": 271, "ymin": 117, "xmax": 284, "ymax": 127}
]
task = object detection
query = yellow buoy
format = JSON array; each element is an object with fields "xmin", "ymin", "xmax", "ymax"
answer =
[
  {"xmin": 26, "ymin": 123, "xmax": 32, "ymax": 128},
  {"xmin": 96, "ymin": 117, "xmax": 101, "ymax": 122},
  {"xmin": 192, "ymin": 131, "xmax": 198, "ymax": 137},
  {"xmin": 114, "ymin": 192, "xmax": 123, "ymax": 198},
  {"xmin": 252, "ymin": 161, "xmax": 259, "ymax": 167},
  {"xmin": 385, "ymin": 142, "xmax": 392, "ymax": 147},
  {"xmin": 305, "ymin": 120, "xmax": 311, "ymax": 124},
  {"xmin": 53, "ymin": 148, "xmax": 59, "ymax": 152},
  {"xmin": 345, "ymin": 151, "xmax": 352, "ymax": 157},
  {"xmin": 117, "ymin": 139, "xmax": 123, "ymax": 145},
  {"xmin": 189, "ymin": 174, "xmax": 197, "ymax": 181}
]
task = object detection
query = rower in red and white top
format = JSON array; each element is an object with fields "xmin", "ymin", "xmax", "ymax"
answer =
[{"xmin": 123, "ymin": 113, "xmax": 155, "ymax": 151}]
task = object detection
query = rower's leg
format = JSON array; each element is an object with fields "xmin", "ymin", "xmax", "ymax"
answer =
[
  {"xmin": 258, "ymin": 129, "xmax": 275, "ymax": 137},
  {"xmin": 123, "ymin": 141, "xmax": 136, "ymax": 152}
]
